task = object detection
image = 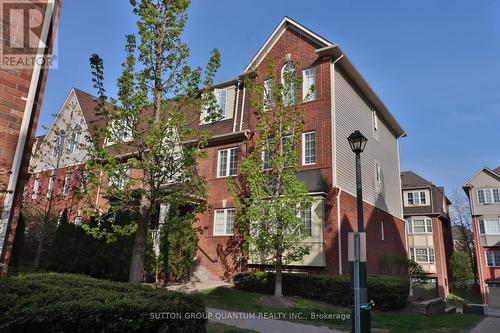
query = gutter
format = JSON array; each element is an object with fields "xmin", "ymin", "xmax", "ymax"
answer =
[{"xmin": 0, "ymin": 0, "xmax": 57, "ymax": 262}]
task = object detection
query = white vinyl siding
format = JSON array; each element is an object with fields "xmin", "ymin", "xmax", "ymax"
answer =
[
  {"xmin": 407, "ymin": 218, "xmax": 433, "ymax": 234},
  {"xmin": 217, "ymin": 147, "xmax": 238, "ymax": 177},
  {"xmin": 477, "ymin": 188, "xmax": 500, "ymax": 204},
  {"xmin": 479, "ymin": 218, "xmax": 500, "ymax": 235},
  {"xmin": 302, "ymin": 67, "xmax": 316, "ymax": 101},
  {"xmin": 334, "ymin": 68, "xmax": 402, "ymax": 219},
  {"xmin": 213, "ymin": 208, "xmax": 235, "ymax": 236},
  {"xmin": 486, "ymin": 251, "xmax": 500, "ymax": 267},
  {"xmin": 302, "ymin": 131, "xmax": 316, "ymax": 165},
  {"xmin": 409, "ymin": 248, "xmax": 435, "ymax": 263}
]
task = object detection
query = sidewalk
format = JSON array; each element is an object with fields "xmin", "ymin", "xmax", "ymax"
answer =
[
  {"xmin": 470, "ymin": 317, "xmax": 500, "ymax": 333},
  {"xmin": 207, "ymin": 308, "xmax": 344, "ymax": 333}
]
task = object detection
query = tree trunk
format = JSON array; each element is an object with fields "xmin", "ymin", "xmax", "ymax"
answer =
[
  {"xmin": 275, "ymin": 254, "xmax": 283, "ymax": 297},
  {"xmin": 129, "ymin": 213, "xmax": 148, "ymax": 284},
  {"xmin": 33, "ymin": 224, "xmax": 46, "ymax": 268}
]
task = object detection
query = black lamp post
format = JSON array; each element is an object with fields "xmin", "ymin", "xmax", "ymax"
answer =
[{"xmin": 347, "ymin": 130, "xmax": 370, "ymax": 333}]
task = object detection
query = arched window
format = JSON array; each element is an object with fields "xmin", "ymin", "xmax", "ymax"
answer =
[
  {"xmin": 53, "ymin": 130, "xmax": 65, "ymax": 157},
  {"xmin": 281, "ymin": 62, "xmax": 296, "ymax": 106},
  {"xmin": 69, "ymin": 125, "xmax": 81, "ymax": 154}
]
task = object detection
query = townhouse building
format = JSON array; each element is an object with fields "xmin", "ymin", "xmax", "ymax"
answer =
[
  {"xmin": 27, "ymin": 17, "xmax": 408, "ymax": 281},
  {"xmin": 401, "ymin": 171, "xmax": 453, "ymax": 298},
  {"xmin": 463, "ymin": 166, "xmax": 500, "ymax": 308},
  {"xmin": 0, "ymin": 0, "xmax": 62, "ymax": 275}
]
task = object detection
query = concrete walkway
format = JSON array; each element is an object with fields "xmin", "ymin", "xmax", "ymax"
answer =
[
  {"xmin": 207, "ymin": 308, "xmax": 344, "ymax": 333},
  {"xmin": 166, "ymin": 264, "xmax": 231, "ymax": 293},
  {"xmin": 470, "ymin": 317, "xmax": 500, "ymax": 333}
]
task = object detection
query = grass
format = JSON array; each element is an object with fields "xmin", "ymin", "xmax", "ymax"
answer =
[
  {"xmin": 447, "ymin": 287, "xmax": 481, "ymax": 307},
  {"xmin": 200, "ymin": 287, "xmax": 483, "ymax": 333},
  {"xmin": 207, "ymin": 322, "xmax": 258, "ymax": 333}
]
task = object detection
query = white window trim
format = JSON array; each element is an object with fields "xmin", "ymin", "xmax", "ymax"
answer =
[
  {"xmin": 47, "ymin": 176, "xmax": 55, "ymax": 198},
  {"xmin": 405, "ymin": 190, "xmax": 429, "ymax": 206},
  {"xmin": 372, "ymin": 109, "xmax": 379, "ymax": 140},
  {"xmin": 215, "ymin": 88, "xmax": 228, "ymax": 118},
  {"xmin": 477, "ymin": 188, "xmax": 500, "ymax": 205},
  {"xmin": 302, "ymin": 67, "xmax": 316, "ymax": 102},
  {"xmin": 409, "ymin": 247, "xmax": 435, "ymax": 263},
  {"xmin": 213, "ymin": 208, "xmax": 235, "ymax": 236},
  {"xmin": 217, "ymin": 147, "xmax": 238, "ymax": 178},
  {"xmin": 299, "ymin": 205, "xmax": 313, "ymax": 238},
  {"xmin": 407, "ymin": 217, "xmax": 433, "ymax": 234},
  {"xmin": 69, "ymin": 126, "xmax": 81, "ymax": 154},
  {"xmin": 381, "ymin": 220, "xmax": 385, "ymax": 241},
  {"xmin": 479, "ymin": 218, "xmax": 500, "ymax": 235},
  {"xmin": 301, "ymin": 131, "xmax": 316, "ymax": 166},
  {"xmin": 374, "ymin": 160, "xmax": 381, "ymax": 186},
  {"xmin": 486, "ymin": 251, "xmax": 500, "ymax": 267},
  {"xmin": 32, "ymin": 177, "xmax": 40, "ymax": 199},
  {"xmin": 63, "ymin": 173, "xmax": 71, "ymax": 195}
]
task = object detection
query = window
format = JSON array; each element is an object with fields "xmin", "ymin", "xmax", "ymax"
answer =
[
  {"xmin": 407, "ymin": 218, "xmax": 432, "ymax": 233},
  {"xmin": 68, "ymin": 125, "xmax": 81, "ymax": 154},
  {"xmin": 302, "ymin": 67, "xmax": 316, "ymax": 101},
  {"xmin": 214, "ymin": 208, "xmax": 235, "ymax": 236},
  {"xmin": 47, "ymin": 176, "xmax": 55, "ymax": 198},
  {"xmin": 107, "ymin": 118, "xmax": 133, "ymax": 146},
  {"xmin": 63, "ymin": 173, "xmax": 71, "ymax": 195},
  {"xmin": 215, "ymin": 89, "xmax": 228, "ymax": 118},
  {"xmin": 479, "ymin": 219, "xmax": 500, "ymax": 235},
  {"xmin": 32, "ymin": 177, "xmax": 40, "ymax": 199},
  {"xmin": 53, "ymin": 130, "xmax": 65, "ymax": 157},
  {"xmin": 108, "ymin": 166, "xmax": 129, "ymax": 190},
  {"xmin": 375, "ymin": 161, "xmax": 381, "ymax": 185},
  {"xmin": 372, "ymin": 109, "xmax": 379, "ymax": 139},
  {"xmin": 486, "ymin": 251, "xmax": 500, "ymax": 267},
  {"xmin": 381, "ymin": 220, "xmax": 385, "ymax": 241},
  {"xmin": 406, "ymin": 191, "xmax": 428, "ymax": 206},
  {"xmin": 409, "ymin": 248, "xmax": 435, "ymax": 263},
  {"xmin": 74, "ymin": 216, "xmax": 83, "ymax": 226},
  {"xmin": 302, "ymin": 131, "xmax": 316, "ymax": 165},
  {"xmin": 81, "ymin": 170, "xmax": 88, "ymax": 193},
  {"xmin": 217, "ymin": 147, "xmax": 238, "ymax": 177},
  {"xmin": 478, "ymin": 188, "xmax": 500, "ymax": 204},
  {"xmin": 281, "ymin": 62, "xmax": 296, "ymax": 106},
  {"xmin": 300, "ymin": 206, "xmax": 312, "ymax": 237},
  {"xmin": 263, "ymin": 79, "xmax": 275, "ymax": 110},
  {"xmin": 262, "ymin": 140, "xmax": 272, "ymax": 170}
]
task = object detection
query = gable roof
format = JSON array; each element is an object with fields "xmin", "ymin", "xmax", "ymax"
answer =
[
  {"xmin": 73, "ymin": 88, "xmax": 104, "ymax": 141},
  {"xmin": 494, "ymin": 166, "xmax": 500, "ymax": 176},
  {"xmin": 401, "ymin": 170, "xmax": 432, "ymax": 188},
  {"xmin": 243, "ymin": 16, "xmax": 333, "ymax": 72},
  {"xmin": 463, "ymin": 166, "xmax": 500, "ymax": 189}
]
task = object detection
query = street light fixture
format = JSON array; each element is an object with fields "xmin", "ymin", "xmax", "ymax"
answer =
[{"xmin": 347, "ymin": 130, "xmax": 370, "ymax": 333}]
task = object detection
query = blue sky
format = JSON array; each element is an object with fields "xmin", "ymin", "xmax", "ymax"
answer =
[{"xmin": 39, "ymin": 0, "xmax": 500, "ymax": 196}]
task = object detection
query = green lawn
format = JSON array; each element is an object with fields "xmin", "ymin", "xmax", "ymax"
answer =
[
  {"xmin": 207, "ymin": 322, "xmax": 258, "ymax": 333},
  {"xmin": 447, "ymin": 287, "xmax": 481, "ymax": 307},
  {"xmin": 200, "ymin": 287, "xmax": 483, "ymax": 333}
]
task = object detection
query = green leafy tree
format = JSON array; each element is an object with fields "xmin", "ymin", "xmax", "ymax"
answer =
[
  {"xmin": 231, "ymin": 59, "xmax": 312, "ymax": 297},
  {"xmin": 450, "ymin": 250, "xmax": 474, "ymax": 288},
  {"xmin": 85, "ymin": 0, "xmax": 220, "ymax": 283}
]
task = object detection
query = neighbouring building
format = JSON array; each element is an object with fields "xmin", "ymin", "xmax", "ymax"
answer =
[
  {"xmin": 27, "ymin": 17, "xmax": 408, "ymax": 281},
  {"xmin": 0, "ymin": 0, "xmax": 62, "ymax": 275},
  {"xmin": 463, "ymin": 166, "xmax": 500, "ymax": 308},
  {"xmin": 401, "ymin": 171, "xmax": 453, "ymax": 298},
  {"xmin": 451, "ymin": 225, "xmax": 473, "ymax": 251}
]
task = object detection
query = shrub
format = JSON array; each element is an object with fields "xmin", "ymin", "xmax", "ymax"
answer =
[
  {"xmin": 0, "ymin": 272, "xmax": 206, "ymax": 333},
  {"xmin": 234, "ymin": 271, "xmax": 409, "ymax": 310}
]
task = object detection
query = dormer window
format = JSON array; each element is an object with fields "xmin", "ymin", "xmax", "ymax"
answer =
[
  {"xmin": 107, "ymin": 118, "xmax": 133, "ymax": 146},
  {"xmin": 200, "ymin": 88, "xmax": 229, "ymax": 124},
  {"xmin": 214, "ymin": 89, "xmax": 228, "ymax": 118},
  {"xmin": 68, "ymin": 125, "xmax": 81, "ymax": 154},
  {"xmin": 405, "ymin": 190, "xmax": 429, "ymax": 206},
  {"xmin": 53, "ymin": 130, "xmax": 65, "ymax": 157}
]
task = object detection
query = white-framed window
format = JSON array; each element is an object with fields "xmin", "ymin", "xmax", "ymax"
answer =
[
  {"xmin": 213, "ymin": 208, "xmax": 235, "ymax": 236},
  {"xmin": 262, "ymin": 140, "xmax": 272, "ymax": 170},
  {"xmin": 32, "ymin": 177, "xmax": 40, "ymax": 199},
  {"xmin": 108, "ymin": 165, "xmax": 129, "ymax": 190},
  {"xmin": 302, "ymin": 67, "xmax": 316, "ymax": 101},
  {"xmin": 68, "ymin": 125, "xmax": 81, "ymax": 154},
  {"xmin": 47, "ymin": 175, "xmax": 55, "ymax": 198},
  {"xmin": 263, "ymin": 79, "xmax": 275, "ymax": 110},
  {"xmin": 74, "ymin": 216, "xmax": 83, "ymax": 226},
  {"xmin": 63, "ymin": 173, "xmax": 72, "ymax": 195},
  {"xmin": 374, "ymin": 161, "xmax": 381, "ymax": 186},
  {"xmin": 407, "ymin": 218, "xmax": 433, "ymax": 234},
  {"xmin": 486, "ymin": 251, "xmax": 500, "ymax": 267},
  {"xmin": 215, "ymin": 89, "xmax": 228, "ymax": 118},
  {"xmin": 107, "ymin": 118, "xmax": 133, "ymax": 146},
  {"xmin": 381, "ymin": 220, "xmax": 385, "ymax": 241},
  {"xmin": 372, "ymin": 109, "xmax": 379, "ymax": 139},
  {"xmin": 479, "ymin": 218, "xmax": 500, "ymax": 235},
  {"xmin": 409, "ymin": 248, "xmax": 435, "ymax": 263},
  {"xmin": 281, "ymin": 62, "xmax": 296, "ymax": 106},
  {"xmin": 53, "ymin": 130, "xmax": 65, "ymax": 157},
  {"xmin": 217, "ymin": 147, "xmax": 238, "ymax": 178},
  {"xmin": 81, "ymin": 170, "xmax": 88, "ymax": 193},
  {"xmin": 300, "ymin": 206, "xmax": 312, "ymax": 237},
  {"xmin": 302, "ymin": 131, "xmax": 316, "ymax": 165},
  {"xmin": 477, "ymin": 188, "xmax": 500, "ymax": 204},
  {"xmin": 406, "ymin": 191, "xmax": 428, "ymax": 206}
]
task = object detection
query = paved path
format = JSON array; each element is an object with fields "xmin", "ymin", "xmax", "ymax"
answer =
[
  {"xmin": 166, "ymin": 264, "xmax": 232, "ymax": 293},
  {"xmin": 470, "ymin": 317, "xmax": 500, "ymax": 333},
  {"xmin": 207, "ymin": 308, "xmax": 344, "ymax": 333}
]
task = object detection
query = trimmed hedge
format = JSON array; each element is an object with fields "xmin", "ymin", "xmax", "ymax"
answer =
[
  {"xmin": 0, "ymin": 272, "xmax": 206, "ymax": 333},
  {"xmin": 234, "ymin": 272, "xmax": 409, "ymax": 310}
]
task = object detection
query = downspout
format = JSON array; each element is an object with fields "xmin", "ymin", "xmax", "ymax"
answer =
[
  {"xmin": 0, "ymin": 0, "xmax": 57, "ymax": 261},
  {"xmin": 232, "ymin": 81, "xmax": 240, "ymax": 132},
  {"xmin": 239, "ymin": 86, "xmax": 246, "ymax": 132},
  {"xmin": 331, "ymin": 53, "xmax": 343, "ymax": 274}
]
